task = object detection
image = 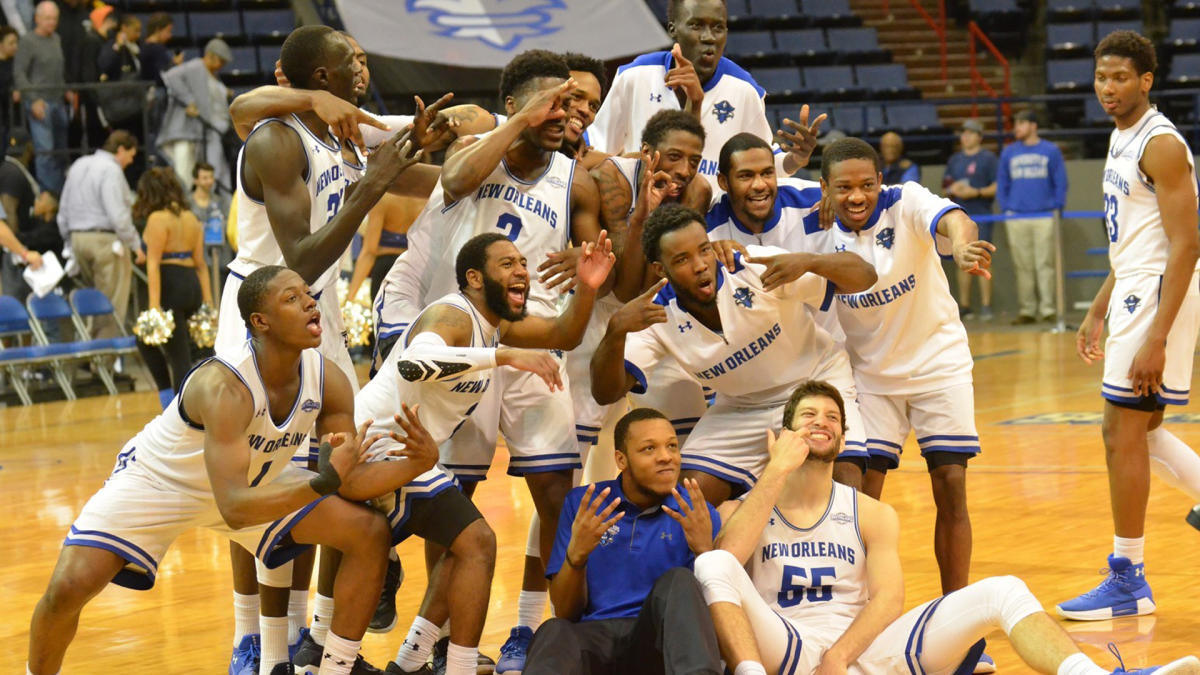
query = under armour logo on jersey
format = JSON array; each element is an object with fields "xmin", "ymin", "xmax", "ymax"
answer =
[
  {"xmin": 599, "ymin": 523, "xmax": 620, "ymax": 546},
  {"xmin": 660, "ymin": 531, "xmax": 673, "ymax": 541},
  {"xmin": 679, "ymin": 321, "xmax": 693, "ymax": 333},
  {"xmin": 301, "ymin": 399, "xmax": 320, "ymax": 413},
  {"xmin": 875, "ymin": 227, "xmax": 895, "ymax": 250},
  {"xmin": 830, "ymin": 512, "xmax": 853, "ymax": 525},
  {"xmin": 255, "ymin": 408, "xmax": 266, "ymax": 418},
  {"xmin": 406, "ymin": 0, "xmax": 565, "ymax": 50},
  {"xmin": 769, "ymin": 517, "xmax": 776, "ymax": 526},
  {"xmin": 835, "ymin": 243, "xmax": 847, "ymax": 253},
  {"xmin": 650, "ymin": 93, "xmax": 662, "ymax": 103},
  {"xmin": 712, "ymin": 100, "xmax": 735, "ymax": 124},
  {"xmin": 733, "ymin": 287, "xmax": 755, "ymax": 309},
  {"xmin": 1124, "ymin": 294, "xmax": 1141, "ymax": 314}
]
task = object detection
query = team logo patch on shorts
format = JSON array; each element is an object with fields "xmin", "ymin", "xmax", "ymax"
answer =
[
  {"xmin": 876, "ymin": 227, "xmax": 895, "ymax": 250},
  {"xmin": 713, "ymin": 100, "xmax": 735, "ymax": 124},
  {"xmin": 1124, "ymin": 294, "xmax": 1141, "ymax": 314},
  {"xmin": 733, "ymin": 287, "xmax": 755, "ymax": 309}
]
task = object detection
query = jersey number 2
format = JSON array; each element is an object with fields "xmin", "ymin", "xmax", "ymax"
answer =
[
  {"xmin": 495, "ymin": 213, "xmax": 522, "ymax": 242},
  {"xmin": 326, "ymin": 192, "xmax": 342, "ymax": 224},
  {"xmin": 777, "ymin": 565, "xmax": 835, "ymax": 608},
  {"xmin": 1103, "ymin": 193, "xmax": 1119, "ymax": 243}
]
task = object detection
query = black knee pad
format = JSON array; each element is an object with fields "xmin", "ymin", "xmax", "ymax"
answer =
[
  {"xmin": 924, "ymin": 451, "xmax": 970, "ymax": 472},
  {"xmin": 866, "ymin": 455, "xmax": 892, "ymax": 474}
]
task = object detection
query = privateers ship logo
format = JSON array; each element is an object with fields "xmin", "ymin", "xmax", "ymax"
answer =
[
  {"xmin": 733, "ymin": 287, "xmax": 755, "ymax": 309},
  {"xmin": 713, "ymin": 100, "xmax": 735, "ymax": 124},
  {"xmin": 875, "ymin": 227, "xmax": 894, "ymax": 250},
  {"xmin": 407, "ymin": 0, "xmax": 566, "ymax": 51},
  {"xmin": 830, "ymin": 512, "xmax": 853, "ymax": 525},
  {"xmin": 544, "ymin": 176, "xmax": 567, "ymax": 189},
  {"xmin": 301, "ymin": 399, "xmax": 321, "ymax": 413},
  {"xmin": 599, "ymin": 523, "xmax": 619, "ymax": 546},
  {"xmin": 1124, "ymin": 294, "xmax": 1140, "ymax": 314}
]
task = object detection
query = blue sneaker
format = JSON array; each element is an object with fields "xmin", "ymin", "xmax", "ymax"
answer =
[
  {"xmin": 1056, "ymin": 555, "xmax": 1156, "ymax": 621},
  {"xmin": 289, "ymin": 627, "xmax": 311, "ymax": 662},
  {"xmin": 974, "ymin": 652, "xmax": 996, "ymax": 674},
  {"xmin": 496, "ymin": 626, "xmax": 533, "ymax": 674},
  {"xmin": 229, "ymin": 633, "xmax": 261, "ymax": 675},
  {"xmin": 1108, "ymin": 642, "xmax": 1200, "ymax": 674}
]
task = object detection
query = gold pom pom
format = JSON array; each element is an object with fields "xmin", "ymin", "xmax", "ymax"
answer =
[
  {"xmin": 188, "ymin": 304, "xmax": 218, "ymax": 348},
  {"xmin": 341, "ymin": 299, "xmax": 373, "ymax": 348},
  {"xmin": 133, "ymin": 307, "xmax": 175, "ymax": 346}
]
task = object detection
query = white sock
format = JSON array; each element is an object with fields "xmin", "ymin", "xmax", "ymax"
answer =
[
  {"xmin": 233, "ymin": 592, "xmax": 260, "ymax": 647},
  {"xmin": 1113, "ymin": 535, "xmax": 1145, "ymax": 565},
  {"xmin": 1057, "ymin": 652, "xmax": 1108, "ymax": 675},
  {"xmin": 1147, "ymin": 428, "xmax": 1200, "ymax": 500},
  {"xmin": 395, "ymin": 615, "xmax": 440, "ymax": 670},
  {"xmin": 733, "ymin": 663, "xmax": 768, "ymax": 675},
  {"xmin": 517, "ymin": 590, "xmax": 547, "ymax": 629},
  {"xmin": 389, "ymin": 547, "xmax": 400, "ymax": 562},
  {"xmin": 317, "ymin": 631, "xmax": 360, "ymax": 675},
  {"xmin": 288, "ymin": 590, "xmax": 309, "ymax": 644},
  {"xmin": 445, "ymin": 642, "xmax": 479, "ymax": 675},
  {"xmin": 260, "ymin": 615, "xmax": 290, "ymax": 673},
  {"xmin": 311, "ymin": 593, "xmax": 335, "ymax": 646}
]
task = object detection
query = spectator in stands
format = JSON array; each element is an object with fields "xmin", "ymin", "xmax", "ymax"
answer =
[
  {"xmin": 97, "ymin": 13, "xmax": 146, "ymax": 179},
  {"xmin": 0, "ymin": 202, "xmax": 44, "ymax": 292},
  {"xmin": 55, "ymin": 0, "xmax": 87, "ymax": 90},
  {"xmin": 0, "ymin": 26, "xmax": 18, "ymax": 150},
  {"xmin": 15, "ymin": 0, "xmax": 70, "ymax": 192},
  {"xmin": 188, "ymin": 160, "xmax": 229, "ymax": 272},
  {"xmin": 132, "ymin": 166, "xmax": 211, "ymax": 409},
  {"xmin": 78, "ymin": 4, "xmax": 116, "ymax": 147},
  {"xmin": 997, "ymin": 109, "xmax": 1067, "ymax": 325},
  {"xmin": 139, "ymin": 12, "xmax": 175, "ymax": 87},
  {"xmin": 98, "ymin": 14, "xmax": 140, "ymax": 83},
  {"xmin": 944, "ymin": 118, "xmax": 998, "ymax": 321},
  {"xmin": 0, "ymin": 128, "xmax": 57, "ymax": 299},
  {"xmin": 879, "ymin": 130, "xmax": 919, "ymax": 184},
  {"xmin": 523, "ymin": 408, "xmax": 722, "ymax": 675},
  {"xmin": 158, "ymin": 38, "xmax": 231, "ymax": 191},
  {"xmin": 57, "ymin": 129, "xmax": 143, "ymax": 345}
]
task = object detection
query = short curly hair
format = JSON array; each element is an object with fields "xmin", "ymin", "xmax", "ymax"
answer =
[
  {"xmin": 499, "ymin": 49, "xmax": 570, "ymax": 102},
  {"xmin": 820, "ymin": 137, "xmax": 881, "ymax": 182},
  {"xmin": 1095, "ymin": 29, "xmax": 1157, "ymax": 76},
  {"xmin": 642, "ymin": 203, "xmax": 706, "ymax": 263},
  {"xmin": 562, "ymin": 52, "xmax": 608, "ymax": 96},
  {"xmin": 641, "ymin": 109, "xmax": 706, "ymax": 149}
]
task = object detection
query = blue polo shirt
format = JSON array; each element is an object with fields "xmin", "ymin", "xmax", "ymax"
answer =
[{"xmin": 546, "ymin": 477, "xmax": 721, "ymax": 622}]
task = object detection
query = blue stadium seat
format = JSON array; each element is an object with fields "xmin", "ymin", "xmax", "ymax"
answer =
[
  {"xmin": 800, "ymin": 0, "xmax": 855, "ymax": 24},
  {"xmin": 855, "ymin": 63, "xmax": 910, "ymax": 95},
  {"xmin": 803, "ymin": 65, "xmax": 856, "ymax": 97},
  {"xmin": 1048, "ymin": 0, "xmax": 1094, "ymax": 21},
  {"xmin": 1046, "ymin": 58, "xmax": 1094, "ymax": 90},
  {"xmin": 765, "ymin": 104, "xmax": 791, "ymax": 129},
  {"xmin": 748, "ymin": 0, "xmax": 799, "ymax": 19},
  {"xmin": 1168, "ymin": 52, "xmax": 1200, "ymax": 84},
  {"xmin": 773, "ymin": 29, "xmax": 830, "ymax": 58},
  {"xmin": 228, "ymin": 46, "xmax": 259, "ymax": 75},
  {"xmin": 257, "ymin": 44, "xmax": 280, "ymax": 74},
  {"xmin": 188, "ymin": 10, "xmax": 240, "ymax": 39},
  {"xmin": 726, "ymin": 31, "xmax": 776, "ymax": 58},
  {"xmin": 886, "ymin": 103, "xmax": 941, "ymax": 133},
  {"xmin": 1096, "ymin": 19, "xmax": 1143, "ymax": 40},
  {"xmin": 1169, "ymin": 17, "xmax": 1200, "ymax": 47},
  {"xmin": 970, "ymin": 0, "xmax": 1020, "ymax": 15},
  {"xmin": 725, "ymin": 0, "xmax": 753, "ymax": 21},
  {"xmin": 825, "ymin": 27, "xmax": 881, "ymax": 56},
  {"xmin": 754, "ymin": 66, "xmax": 803, "ymax": 95},
  {"xmin": 1046, "ymin": 22, "xmax": 1094, "ymax": 51},
  {"xmin": 829, "ymin": 105, "xmax": 884, "ymax": 135},
  {"xmin": 1095, "ymin": 0, "xmax": 1140, "ymax": 16},
  {"xmin": 1083, "ymin": 97, "xmax": 1112, "ymax": 124},
  {"xmin": 242, "ymin": 8, "xmax": 294, "ymax": 38}
]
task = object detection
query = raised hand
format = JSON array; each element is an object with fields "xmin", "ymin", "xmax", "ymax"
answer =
[
  {"xmin": 575, "ymin": 229, "xmax": 616, "ymax": 291},
  {"xmin": 817, "ymin": 191, "xmax": 836, "ymax": 230},
  {"xmin": 516, "ymin": 78, "xmax": 575, "ymax": 128},
  {"xmin": 710, "ymin": 239, "xmax": 747, "ymax": 271},
  {"xmin": 538, "ymin": 247, "xmax": 582, "ymax": 293},
  {"xmin": 498, "ymin": 348, "xmax": 563, "ymax": 391},
  {"xmin": 665, "ymin": 44, "xmax": 703, "ymax": 113},
  {"xmin": 632, "ymin": 151, "xmax": 674, "ymax": 224},
  {"xmin": 777, "ymin": 104, "xmax": 827, "ymax": 172},
  {"xmin": 746, "ymin": 252, "xmax": 814, "ymax": 292},
  {"xmin": 412, "ymin": 92, "xmax": 455, "ymax": 149},
  {"xmin": 326, "ymin": 419, "xmax": 375, "ymax": 482},
  {"xmin": 609, "ymin": 278, "xmax": 669, "ymax": 334},
  {"xmin": 764, "ymin": 428, "xmax": 810, "ymax": 477},
  {"xmin": 364, "ymin": 126, "xmax": 422, "ymax": 186},
  {"xmin": 951, "ymin": 238, "xmax": 996, "ymax": 279},
  {"xmin": 564, "ymin": 484, "xmax": 623, "ymax": 568},
  {"xmin": 383, "ymin": 403, "xmax": 439, "ymax": 472},
  {"xmin": 662, "ymin": 478, "xmax": 714, "ymax": 554},
  {"xmin": 311, "ymin": 90, "xmax": 390, "ymax": 149},
  {"xmin": 1075, "ymin": 313, "xmax": 1105, "ymax": 365}
]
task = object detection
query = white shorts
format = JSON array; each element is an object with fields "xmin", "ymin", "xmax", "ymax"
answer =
[
  {"xmin": 859, "ymin": 381, "xmax": 980, "ymax": 470},
  {"xmin": 630, "ymin": 355, "xmax": 711, "ymax": 444},
  {"xmin": 440, "ymin": 351, "xmax": 580, "ymax": 481},
  {"xmin": 65, "ymin": 461, "xmax": 325, "ymax": 590},
  {"xmin": 681, "ymin": 360, "xmax": 866, "ymax": 494},
  {"xmin": 1102, "ymin": 271, "xmax": 1200, "ymax": 408},
  {"xmin": 566, "ymin": 296, "xmax": 626, "ymax": 446}
]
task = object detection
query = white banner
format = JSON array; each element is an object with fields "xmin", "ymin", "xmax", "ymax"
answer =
[{"xmin": 336, "ymin": 0, "xmax": 670, "ymax": 69}]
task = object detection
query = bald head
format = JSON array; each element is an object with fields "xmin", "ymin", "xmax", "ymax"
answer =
[
  {"xmin": 34, "ymin": 1, "xmax": 58, "ymax": 35},
  {"xmin": 879, "ymin": 131, "xmax": 903, "ymax": 164}
]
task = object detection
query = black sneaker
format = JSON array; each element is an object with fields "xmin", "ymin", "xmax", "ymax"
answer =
[
  {"xmin": 266, "ymin": 662, "xmax": 293, "ymax": 675},
  {"xmin": 369, "ymin": 556, "xmax": 405, "ymax": 633},
  {"xmin": 386, "ymin": 661, "xmax": 434, "ymax": 675},
  {"xmin": 292, "ymin": 633, "xmax": 323, "ymax": 671},
  {"xmin": 349, "ymin": 655, "xmax": 385, "ymax": 674},
  {"xmin": 1188, "ymin": 505, "xmax": 1200, "ymax": 531},
  {"xmin": 430, "ymin": 636, "xmax": 496, "ymax": 675}
]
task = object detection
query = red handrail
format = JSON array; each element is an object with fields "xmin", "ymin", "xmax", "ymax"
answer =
[
  {"xmin": 967, "ymin": 20, "xmax": 1012, "ymax": 123},
  {"xmin": 896, "ymin": 0, "xmax": 947, "ymax": 81}
]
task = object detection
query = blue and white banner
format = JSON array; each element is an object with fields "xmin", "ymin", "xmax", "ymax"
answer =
[{"xmin": 336, "ymin": 0, "xmax": 670, "ymax": 69}]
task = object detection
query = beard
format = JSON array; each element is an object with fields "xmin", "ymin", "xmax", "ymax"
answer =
[{"xmin": 482, "ymin": 274, "xmax": 527, "ymax": 322}]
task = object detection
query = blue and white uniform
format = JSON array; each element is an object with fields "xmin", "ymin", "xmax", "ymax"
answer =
[
  {"xmin": 66, "ymin": 341, "xmax": 327, "ymax": 590},
  {"xmin": 1100, "ymin": 106, "xmax": 1200, "ymax": 407},
  {"xmin": 807, "ymin": 183, "xmax": 980, "ymax": 469},
  {"xmin": 622, "ymin": 247, "xmax": 865, "ymax": 492},
  {"xmin": 589, "ymin": 51, "xmax": 780, "ymax": 192},
  {"xmin": 375, "ymin": 145, "xmax": 581, "ymax": 479}
]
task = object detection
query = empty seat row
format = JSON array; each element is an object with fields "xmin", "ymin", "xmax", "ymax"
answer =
[
  {"xmin": 763, "ymin": 103, "xmax": 941, "ymax": 135},
  {"xmin": 1051, "ymin": 53, "xmax": 1200, "ymax": 90},
  {"xmin": 134, "ymin": 8, "xmax": 294, "ymax": 43},
  {"xmin": 646, "ymin": 0, "xmax": 857, "ymax": 26},
  {"xmin": 1048, "ymin": 0, "xmax": 1143, "ymax": 21},
  {"xmin": 1046, "ymin": 20, "xmax": 1144, "ymax": 53},
  {"xmin": 727, "ymin": 27, "xmax": 883, "ymax": 60},
  {"xmin": 752, "ymin": 63, "xmax": 913, "ymax": 99}
]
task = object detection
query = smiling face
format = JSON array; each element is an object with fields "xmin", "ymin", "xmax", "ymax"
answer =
[
  {"xmin": 564, "ymin": 70, "xmax": 602, "ymax": 145},
  {"xmin": 473, "ymin": 239, "xmax": 530, "ymax": 322},
  {"xmin": 653, "ymin": 220, "xmax": 719, "ymax": 307},
  {"xmin": 721, "ymin": 146, "xmax": 777, "ymax": 227},
  {"xmin": 1094, "ymin": 54, "xmax": 1152, "ymax": 126},
  {"xmin": 785, "ymin": 394, "xmax": 844, "ymax": 463},
  {"xmin": 643, "ymin": 128, "xmax": 704, "ymax": 201},
  {"xmin": 251, "ymin": 269, "xmax": 323, "ymax": 349},
  {"xmin": 669, "ymin": 0, "xmax": 727, "ymax": 83},
  {"xmin": 821, "ymin": 157, "xmax": 880, "ymax": 232},
  {"xmin": 616, "ymin": 417, "xmax": 681, "ymax": 499}
]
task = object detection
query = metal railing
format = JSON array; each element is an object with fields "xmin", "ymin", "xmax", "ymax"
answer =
[{"xmin": 967, "ymin": 20, "xmax": 1012, "ymax": 124}]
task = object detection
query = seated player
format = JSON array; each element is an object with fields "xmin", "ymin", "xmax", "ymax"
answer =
[
  {"xmin": 590, "ymin": 204, "xmax": 877, "ymax": 505},
  {"xmin": 692, "ymin": 379, "xmax": 1200, "ymax": 675},
  {"xmin": 26, "ymin": 266, "xmax": 414, "ymax": 675},
  {"xmin": 523, "ymin": 408, "xmax": 723, "ymax": 675}
]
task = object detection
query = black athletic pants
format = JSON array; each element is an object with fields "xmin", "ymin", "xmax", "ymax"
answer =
[
  {"xmin": 524, "ymin": 567, "xmax": 722, "ymax": 675},
  {"xmin": 137, "ymin": 264, "xmax": 202, "ymax": 392}
]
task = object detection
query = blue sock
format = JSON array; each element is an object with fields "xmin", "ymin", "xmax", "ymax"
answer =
[{"xmin": 157, "ymin": 388, "xmax": 175, "ymax": 409}]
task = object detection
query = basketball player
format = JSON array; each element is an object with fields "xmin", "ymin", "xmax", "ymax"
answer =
[
  {"xmin": 588, "ymin": 0, "xmax": 822, "ymax": 190},
  {"xmin": 1058, "ymin": 31, "xmax": 1200, "ymax": 620},
  {"xmin": 692, "ymin": 380, "xmax": 1200, "ymax": 675},
  {"xmin": 26, "ymin": 265, "xmax": 415, "ymax": 675},
  {"xmin": 590, "ymin": 204, "xmax": 876, "ymax": 506}
]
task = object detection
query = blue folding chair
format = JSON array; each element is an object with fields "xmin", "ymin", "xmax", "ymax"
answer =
[
  {"xmin": 1, "ymin": 296, "xmax": 77, "ymax": 403},
  {"xmin": 26, "ymin": 293, "xmax": 122, "ymax": 396},
  {"xmin": 68, "ymin": 289, "xmax": 140, "ymax": 355}
]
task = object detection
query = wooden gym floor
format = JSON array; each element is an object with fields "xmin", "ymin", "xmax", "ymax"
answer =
[{"xmin": 5, "ymin": 328, "xmax": 1199, "ymax": 673}]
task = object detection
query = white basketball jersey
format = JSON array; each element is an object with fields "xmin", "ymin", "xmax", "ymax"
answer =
[
  {"xmin": 124, "ymin": 341, "xmax": 324, "ymax": 499},
  {"xmin": 1102, "ymin": 107, "xmax": 1199, "ymax": 279},
  {"xmin": 747, "ymin": 482, "xmax": 868, "ymax": 642},
  {"xmin": 386, "ymin": 150, "xmax": 575, "ymax": 320},
  {"xmin": 229, "ymin": 114, "xmax": 364, "ymax": 293},
  {"xmin": 357, "ymin": 293, "xmax": 499, "ymax": 451}
]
